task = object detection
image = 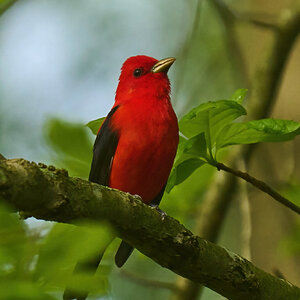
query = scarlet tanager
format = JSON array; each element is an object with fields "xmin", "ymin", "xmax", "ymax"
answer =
[{"xmin": 64, "ymin": 55, "xmax": 178, "ymax": 300}]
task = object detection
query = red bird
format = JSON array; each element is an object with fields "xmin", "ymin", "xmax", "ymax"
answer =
[{"xmin": 64, "ymin": 55, "xmax": 178, "ymax": 300}]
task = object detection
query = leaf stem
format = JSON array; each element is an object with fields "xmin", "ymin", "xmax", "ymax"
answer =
[{"xmin": 215, "ymin": 162, "xmax": 300, "ymax": 215}]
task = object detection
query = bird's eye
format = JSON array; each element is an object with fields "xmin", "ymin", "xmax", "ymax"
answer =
[{"xmin": 133, "ymin": 68, "xmax": 142, "ymax": 78}]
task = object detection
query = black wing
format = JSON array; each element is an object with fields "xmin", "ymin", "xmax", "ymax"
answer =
[{"xmin": 89, "ymin": 105, "xmax": 119, "ymax": 185}]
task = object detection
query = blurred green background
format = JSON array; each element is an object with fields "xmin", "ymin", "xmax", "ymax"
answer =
[{"xmin": 0, "ymin": 0, "xmax": 299, "ymax": 299}]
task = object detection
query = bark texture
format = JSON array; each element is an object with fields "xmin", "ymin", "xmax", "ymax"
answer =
[{"xmin": 0, "ymin": 158, "xmax": 299, "ymax": 300}]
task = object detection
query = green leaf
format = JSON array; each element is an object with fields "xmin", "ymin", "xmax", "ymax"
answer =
[
  {"xmin": 166, "ymin": 158, "xmax": 206, "ymax": 193},
  {"xmin": 173, "ymin": 136, "xmax": 189, "ymax": 162},
  {"xmin": 168, "ymin": 91, "xmax": 300, "ymax": 193},
  {"xmin": 179, "ymin": 100, "xmax": 246, "ymax": 139},
  {"xmin": 171, "ymin": 93, "xmax": 300, "ymax": 191},
  {"xmin": 44, "ymin": 118, "xmax": 93, "ymax": 178},
  {"xmin": 230, "ymin": 88, "xmax": 248, "ymax": 104},
  {"xmin": 182, "ymin": 132, "xmax": 207, "ymax": 158},
  {"xmin": 0, "ymin": 205, "xmax": 54, "ymax": 298},
  {"xmin": 35, "ymin": 222, "xmax": 113, "ymax": 292},
  {"xmin": 166, "ymin": 133, "xmax": 208, "ymax": 193},
  {"xmin": 179, "ymin": 99, "xmax": 247, "ymax": 159},
  {"xmin": 176, "ymin": 133, "xmax": 208, "ymax": 164},
  {"xmin": 216, "ymin": 119, "xmax": 300, "ymax": 149},
  {"xmin": 86, "ymin": 117, "xmax": 105, "ymax": 135},
  {"xmin": 0, "ymin": 204, "xmax": 29, "ymax": 275}
]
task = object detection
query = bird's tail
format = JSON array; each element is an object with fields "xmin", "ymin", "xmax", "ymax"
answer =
[
  {"xmin": 115, "ymin": 240, "xmax": 134, "ymax": 268},
  {"xmin": 63, "ymin": 252, "xmax": 104, "ymax": 300}
]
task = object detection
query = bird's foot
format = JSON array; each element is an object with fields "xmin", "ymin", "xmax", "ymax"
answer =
[{"xmin": 149, "ymin": 204, "xmax": 167, "ymax": 220}]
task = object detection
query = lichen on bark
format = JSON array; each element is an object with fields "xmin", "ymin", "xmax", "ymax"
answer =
[{"xmin": 0, "ymin": 158, "xmax": 299, "ymax": 300}]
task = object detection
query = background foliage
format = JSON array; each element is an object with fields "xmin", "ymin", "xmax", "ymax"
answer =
[{"xmin": 0, "ymin": 0, "xmax": 300, "ymax": 299}]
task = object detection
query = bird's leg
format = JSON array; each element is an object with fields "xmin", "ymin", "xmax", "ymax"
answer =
[{"xmin": 149, "ymin": 203, "xmax": 167, "ymax": 220}]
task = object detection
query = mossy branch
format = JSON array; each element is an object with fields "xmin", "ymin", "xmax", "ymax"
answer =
[{"xmin": 0, "ymin": 158, "xmax": 299, "ymax": 300}]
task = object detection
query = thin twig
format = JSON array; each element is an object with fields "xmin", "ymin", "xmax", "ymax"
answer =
[{"xmin": 216, "ymin": 162, "xmax": 300, "ymax": 215}]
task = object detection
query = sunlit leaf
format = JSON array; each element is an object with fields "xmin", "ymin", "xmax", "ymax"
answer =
[
  {"xmin": 86, "ymin": 117, "xmax": 105, "ymax": 135},
  {"xmin": 216, "ymin": 119, "xmax": 300, "ymax": 149},
  {"xmin": 179, "ymin": 100, "xmax": 246, "ymax": 139},
  {"xmin": 230, "ymin": 88, "xmax": 248, "ymax": 104},
  {"xmin": 179, "ymin": 100, "xmax": 247, "ymax": 159},
  {"xmin": 173, "ymin": 93, "xmax": 300, "ymax": 191}
]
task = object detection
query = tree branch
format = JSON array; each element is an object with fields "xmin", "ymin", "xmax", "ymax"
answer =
[
  {"xmin": 215, "ymin": 162, "xmax": 300, "ymax": 215},
  {"xmin": 0, "ymin": 158, "xmax": 299, "ymax": 300}
]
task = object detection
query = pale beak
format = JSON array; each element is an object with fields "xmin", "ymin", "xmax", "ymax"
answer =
[{"xmin": 151, "ymin": 57, "xmax": 176, "ymax": 73}]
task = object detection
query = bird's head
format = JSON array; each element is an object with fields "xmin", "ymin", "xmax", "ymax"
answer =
[{"xmin": 115, "ymin": 55, "xmax": 175, "ymax": 105}]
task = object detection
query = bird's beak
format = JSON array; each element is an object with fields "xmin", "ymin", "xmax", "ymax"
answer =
[{"xmin": 152, "ymin": 57, "xmax": 176, "ymax": 73}]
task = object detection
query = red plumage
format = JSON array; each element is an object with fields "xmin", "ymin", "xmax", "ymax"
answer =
[{"xmin": 109, "ymin": 55, "xmax": 178, "ymax": 203}]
